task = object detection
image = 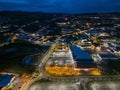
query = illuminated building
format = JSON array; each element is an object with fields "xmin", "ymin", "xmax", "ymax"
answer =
[
  {"xmin": 0, "ymin": 74, "xmax": 15, "ymax": 89},
  {"xmin": 70, "ymin": 46, "xmax": 97, "ymax": 70},
  {"xmin": 53, "ymin": 44, "xmax": 69, "ymax": 52}
]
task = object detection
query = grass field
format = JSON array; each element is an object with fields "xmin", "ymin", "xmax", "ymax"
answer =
[{"xmin": 0, "ymin": 39, "xmax": 49, "ymax": 74}]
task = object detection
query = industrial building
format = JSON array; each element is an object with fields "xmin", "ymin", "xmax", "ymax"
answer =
[
  {"xmin": 0, "ymin": 74, "xmax": 15, "ymax": 89},
  {"xmin": 70, "ymin": 46, "xmax": 97, "ymax": 70},
  {"xmin": 97, "ymin": 53, "xmax": 118, "ymax": 60}
]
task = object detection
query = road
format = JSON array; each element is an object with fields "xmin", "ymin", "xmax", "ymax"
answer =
[
  {"xmin": 21, "ymin": 41, "xmax": 57, "ymax": 90},
  {"xmin": 21, "ymin": 73, "xmax": 43, "ymax": 90}
]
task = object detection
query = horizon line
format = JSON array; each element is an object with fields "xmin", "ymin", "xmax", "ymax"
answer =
[{"xmin": 0, "ymin": 10, "xmax": 120, "ymax": 14}]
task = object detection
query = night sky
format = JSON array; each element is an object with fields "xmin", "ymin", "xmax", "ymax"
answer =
[{"xmin": 0, "ymin": 0, "xmax": 120, "ymax": 13}]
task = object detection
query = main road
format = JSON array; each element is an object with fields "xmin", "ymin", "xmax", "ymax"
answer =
[{"xmin": 22, "ymin": 36, "xmax": 60, "ymax": 90}]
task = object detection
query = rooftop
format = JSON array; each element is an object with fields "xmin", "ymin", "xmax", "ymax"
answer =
[
  {"xmin": 70, "ymin": 46, "xmax": 93, "ymax": 62},
  {"xmin": 0, "ymin": 74, "xmax": 14, "ymax": 88},
  {"xmin": 70, "ymin": 46, "xmax": 96, "ymax": 68},
  {"xmin": 99, "ymin": 54, "xmax": 118, "ymax": 59}
]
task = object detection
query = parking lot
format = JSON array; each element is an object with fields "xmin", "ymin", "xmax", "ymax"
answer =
[
  {"xmin": 90, "ymin": 81, "xmax": 120, "ymax": 90},
  {"xmin": 46, "ymin": 50, "xmax": 74, "ymax": 66},
  {"xmin": 29, "ymin": 82, "xmax": 79, "ymax": 90}
]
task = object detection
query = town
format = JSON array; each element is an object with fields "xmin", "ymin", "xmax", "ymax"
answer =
[{"xmin": 0, "ymin": 11, "xmax": 120, "ymax": 90}]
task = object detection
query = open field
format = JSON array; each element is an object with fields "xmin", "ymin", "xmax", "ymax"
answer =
[{"xmin": 0, "ymin": 39, "xmax": 49, "ymax": 74}]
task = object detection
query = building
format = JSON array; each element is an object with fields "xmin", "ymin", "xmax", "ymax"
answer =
[
  {"xmin": 108, "ymin": 42, "xmax": 120, "ymax": 55},
  {"xmin": 97, "ymin": 53, "xmax": 118, "ymax": 60},
  {"xmin": 99, "ymin": 36, "xmax": 116, "ymax": 42},
  {"xmin": 0, "ymin": 74, "xmax": 15, "ymax": 89},
  {"xmin": 70, "ymin": 46, "xmax": 97, "ymax": 70},
  {"xmin": 53, "ymin": 44, "xmax": 69, "ymax": 52}
]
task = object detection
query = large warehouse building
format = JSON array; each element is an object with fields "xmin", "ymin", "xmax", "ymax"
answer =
[{"xmin": 70, "ymin": 46, "xmax": 97, "ymax": 70}]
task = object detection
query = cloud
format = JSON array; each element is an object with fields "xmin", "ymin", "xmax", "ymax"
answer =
[
  {"xmin": 0, "ymin": 0, "xmax": 28, "ymax": 4},
  {"xmin": 0, "ymin": 0, "xmax": 120, "ymax": 13}
]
